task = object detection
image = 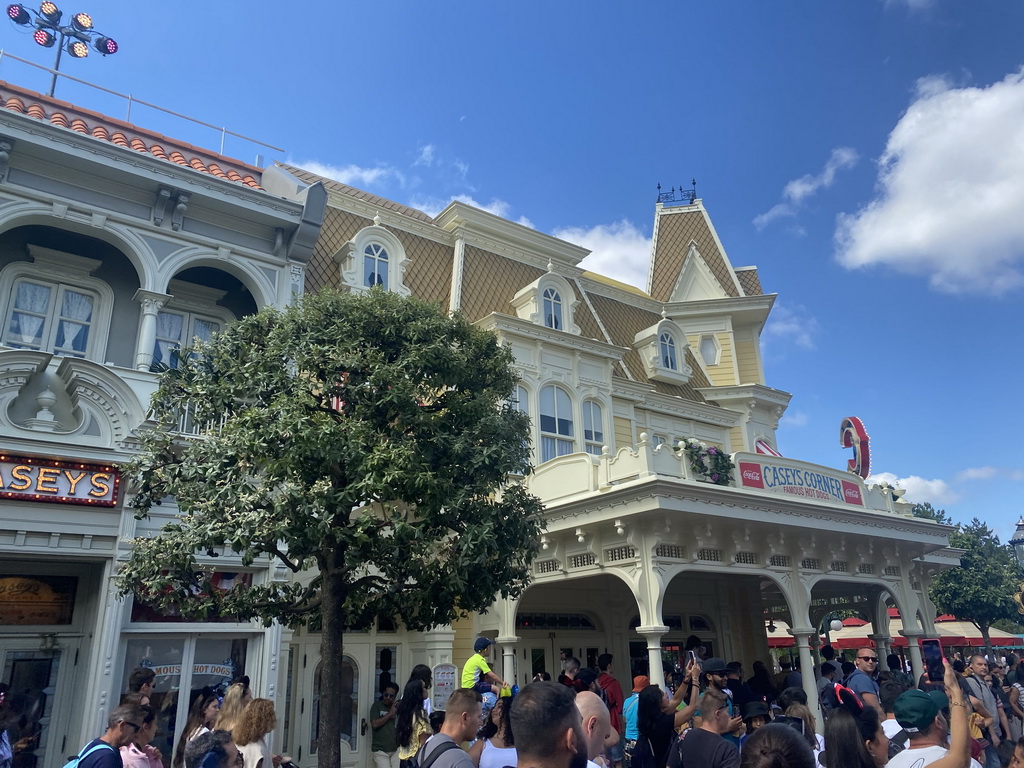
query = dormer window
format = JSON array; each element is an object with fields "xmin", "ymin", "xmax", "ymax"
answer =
[
  {"xmin": 543, "ymin": 288, "xmax": 562, "ymax": 330},
  {"xmin": 635, "ymin": 318, "xmax": 692, "ymax": 386},
  {"xmin": 363, "ymin": 242, "xmax": 389, "ymax": 289},
  {"xmin": 511, "ymin": 273, "xmax": 580, "ymax": 335},
  {"xmin": 659, "ymin": 332, "xmax": 678, "ymax": 370},
  {"xmin": 335, "ymin": 218, "xmax": 411, "ymax": 297}
]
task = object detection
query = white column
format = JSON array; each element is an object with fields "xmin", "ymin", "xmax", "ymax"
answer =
[
  {"xmin": 637, "ymin": 626, "xmax": 669, "ymax": 689},
  {"xmin": 407, "ymin": 626, "xmax": 457, "ymax": 668},
  {"xmin": 496, "ymin": 635, "xmax": 520, "ymax": 687},
  {"xmin": 133, "ymin": 290, "xmax": 171, "ymax": 370},
  {"xmin": 789, "ymin": 628, "xmax": 822, "ymax": 731},
  {"xmin": 901, "ymin": 629, "xmax": 925, "ymax": 683},
  {"xmin": 870, "ymin": 633, "xmax": 893, "ymax": 661}
]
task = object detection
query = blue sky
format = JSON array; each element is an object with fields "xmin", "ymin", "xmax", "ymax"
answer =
[{"xmin": 4, "ymin": 1, "xmax": 1024, "ymax": 538}]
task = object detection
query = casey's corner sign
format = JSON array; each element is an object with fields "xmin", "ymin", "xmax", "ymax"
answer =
[{"xmin": 733, "ymin": 452, "xmax": 865, "ymax": 506}]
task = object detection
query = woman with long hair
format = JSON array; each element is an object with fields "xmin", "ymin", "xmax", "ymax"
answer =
[
  {"xmin": 468, "ymin": 697, "xmax": 515, "ymax": 768},
  {"xmin": 823, "ymin": 689, "xmax": 889, "ymax": 768},
  {"xmin": 120, "ymin": 705, "xmax": 162, "ymax": 768},
  {"xmin": 636, "ymin": 664, "xmax": 700, "ymax": 768},
  {"xmin": 395, "ymin": 680, "xmax": 430, "ymax": 768},
  {"xmin": 784, "ymin": 703, "xmax": 824, "ymax": 757},
  {"xmin": 740, "ymin": 723, "xmax": 815, "ymax": 768},
  {"xmin": 215, "ymin": 681, "xmax": 253, "ymax": 733},
  {"xmin": 234, "ymin": 698, "xmax": 291, "ymax": 768},
  {"xmin": 408, "ymin": 666, "xmax": 434, "ymax": 715},
  {"xmin": 173, "ymin": 692, "xmax": 220, "ymax": 768}
]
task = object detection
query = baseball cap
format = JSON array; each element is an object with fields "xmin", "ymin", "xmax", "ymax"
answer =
[
  {"xmin": 632, "ymin": 675, "xmax": 650, "ymax": 692},
  {"xmin": 474, "ymin": 637, "xmax": 495, "ymax": 652},
  {"xmin": 702, "ymin": 657, "xmax": 728, "ymax": 675},
  {"xmin": 893, "ymin": 689, "xmax": 949, "ymax": 732}
]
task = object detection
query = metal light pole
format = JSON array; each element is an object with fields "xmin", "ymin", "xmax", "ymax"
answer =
[{"xmin": 6, "ymin": 2, "xmax": 119, "ymax": 97}]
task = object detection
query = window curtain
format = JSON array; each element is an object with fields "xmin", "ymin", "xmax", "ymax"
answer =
[
  {"xmin": 153, "ymin": 311, "xmax": 184, "ymax": 367},
  {"xmin": 54, "ymin": 290, "xmax": 94, "ymax": 354},
  {"xmin": 7, "ymin": 282, "xmax": 51, "ymax": 347}
]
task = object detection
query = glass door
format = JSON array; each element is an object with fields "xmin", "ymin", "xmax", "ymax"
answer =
[{"xmin": 0, "ymin": 638, "xmax": 80, "ymax": 768}]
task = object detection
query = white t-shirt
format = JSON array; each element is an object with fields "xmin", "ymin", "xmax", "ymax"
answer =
[
  {"xmin": 882, "ymin": 719, "xmax": 904, "ymax": 739},
  {"xmin": 886, "ymin": 744, "xmax": 982, "ymax": 768}
]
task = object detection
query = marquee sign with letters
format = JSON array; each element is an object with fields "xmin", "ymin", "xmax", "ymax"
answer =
[
  {"xmin": 0, "ymin": 454, "xmax": 119, "ymax": 507},
  {"xmin": 733, "ymin": 452, "xmax": 865, "ymax": 506}
]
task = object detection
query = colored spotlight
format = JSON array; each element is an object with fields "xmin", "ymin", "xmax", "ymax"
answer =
[
  {"xmin": 38, "ymin": 0, "xmax": 59, "ymax": 22},
  {"xmin": 92, "ymin": 35, "xmax": 116, "ymax": 54},
  {"xmin": 70, "ymin": 11, "xmax": 90, "ymax": 30},
  {"xmin": 6, "ymin": 4, "xmax": 30, "ymax": 24},
  {"xmin": 32, "ymin": 27, "xmax": 55, "ymax": 47},
  {"xmin": 66, "ymin": 38, "xmax": 87, "ymax": 57}
]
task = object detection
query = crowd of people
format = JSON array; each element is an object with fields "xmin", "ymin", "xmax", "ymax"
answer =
[{"xmin": 48, "ymin": 644, "xmax": 1024, "ymax": 768}]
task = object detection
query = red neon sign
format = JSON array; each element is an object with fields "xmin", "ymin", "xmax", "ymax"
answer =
[{"xmin": 839, "ymin": 417, "xmax": 871, "ymax": 479}]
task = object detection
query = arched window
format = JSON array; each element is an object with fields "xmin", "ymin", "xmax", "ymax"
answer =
[
  {"xmin": 582, "ymin": 400, "xmax": 604, "ymax": 456},
  {"xmin": 512, "ymin": 385, "xmax": 529, "ymax": 414},
  {"xmin": 543, "ymin": 288, "xmax": 562, "ymax": 330},
  {"xmin": 363, "ymin": 242, "xmax": 389, "ymax": 289},
  {"xmin": 152, "ymin": 311, "xmax": 221, "ymax": 369},
  {"xmin": 659, "ymin": 332, "xmax": 677, "ymax": 371},
  {"xmin": 539, "ymin": 385, "xmax": 574, "ymax": 462}
]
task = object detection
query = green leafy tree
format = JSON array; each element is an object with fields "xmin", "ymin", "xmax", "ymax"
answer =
[
  {"xmin": 912, "ymin": 502, "xmax": 954, "ymax": 526},
  {"xmin": 929, "ymin": 518, "xmax": 1019, "ymax": 659},
  {"xmin": 117, "ymin": 289, "xmax": 544, "ymax": 768}
]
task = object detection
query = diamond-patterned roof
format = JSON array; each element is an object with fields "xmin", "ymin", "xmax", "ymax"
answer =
[
  {"xmin": 649, "ymin": 208, "xmax": 739, "ymax": 301},
  {"xmin": 736, "ymin": 267, "xmax": 763, "ymax": 297},
  {"xmin": 0, "ymin": 80, "xmax": 262, "ymax": 189},
  {"xmin": 459, "ymin": 246, "xmax": 546, "ymax": 322}
]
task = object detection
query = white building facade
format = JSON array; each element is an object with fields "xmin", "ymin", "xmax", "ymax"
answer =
[{"xmin": 0, "ymin": 81, "xmax": 324, "ymax": 768}]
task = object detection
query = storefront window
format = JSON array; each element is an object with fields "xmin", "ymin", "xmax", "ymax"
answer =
[
  {"xmin": 122, "ymin": 636, "xmax": 248, "ymax": 768},
  {"xmin": 2, "ymin": 650, "xmax": 61, "ymax": 768}
]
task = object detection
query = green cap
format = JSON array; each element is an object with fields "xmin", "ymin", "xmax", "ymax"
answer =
[{"xmin": 893, "ymin": 689, "xmax": 949, "ymax": 733}]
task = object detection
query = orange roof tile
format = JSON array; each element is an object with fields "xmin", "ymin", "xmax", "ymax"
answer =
[{"xmin": 0, "ymin": 79, "xmax": 264, "ymax": 190}]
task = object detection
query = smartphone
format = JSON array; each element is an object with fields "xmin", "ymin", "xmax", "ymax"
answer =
[
  {"xmin": 922, "ymin": 638, "xmax": 943, "ymax": 683},
  {"xmin": 686, "ymin": 650, "xmax": 698, "ymax": 666},
  {"xmin": 773, "ymin": 715, "xmax": 806, "ymax": 736}
]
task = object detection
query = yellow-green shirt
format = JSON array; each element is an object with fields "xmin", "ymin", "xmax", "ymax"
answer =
[{"xmin": 462, "ymin": 652, "xmax": 491, "ymax": 688}]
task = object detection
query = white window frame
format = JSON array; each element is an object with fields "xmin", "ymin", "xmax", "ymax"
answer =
[
  {"xmin": 0, "ymin": 246, "xmax": 113, "ymax": 361},
  {"xmin": 362, "ymin": 242, "xmax": 389, "ymax": 289},
  {"xmin": 659, "ymin": 332, "xmax": 678, "ymax": 371},
  {"xmin": 336, "ymin": 222, "xmax": 412, "ymax": 297},
  {"xmin": 698, "ymin": 334, "xmax": 721, "ymax": 367},
  {"xmin": 152, "ymin": 279, "xmax": 234, "ymax": 369},
  {"xmin": 634, "ymin": 318, "xmax": 692, "ymax": 386},
  {"xmin": 542, "ymin": 287, "xmax": 563, "ymax": 330},
  {"xmin": 510, "ymin": 273, "xmax": 581, "ymax": 335},
  {"xmin": 582, "ymin": 399, "xmax": 605, "ymax": 456},
  {"xmin": 539, "ymin": 384, "xmax": 575, "ymax": 462}
]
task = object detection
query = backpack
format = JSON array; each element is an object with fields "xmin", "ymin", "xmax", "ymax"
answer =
[
  {"xmin": 630, "ymin": 735, "xmax": 657, "ymax": 768},
  {"xmin": 408, "ymin": 740, "xmax": 459, "ymax": 768},
  {"xmin": 887, "ymin": 729, "xmax": 909, "ymax": 760},
  {"xmin": 63, "ymin": 743, "xmax": 114, "ymax": 768}
]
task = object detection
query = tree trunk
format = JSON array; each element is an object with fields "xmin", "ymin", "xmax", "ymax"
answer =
[
  {"xmin": 318, "ymin": 549, "xmax": 347, "ymax": 768},
  {"xmin": 981, "ymin": 624, "xmax": 995, "ymax": 665}
]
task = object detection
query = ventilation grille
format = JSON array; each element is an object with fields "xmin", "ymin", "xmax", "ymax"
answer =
[
  {"xmin": 801, "ymin": 558, "xmax": 821, "ymax": 570},
  {"xmin": 830, "ymin": 561, "xmax": 849, "ymax": 572},
  {"xmin": 884, "ymin": 566, "xmax": 901, "ymax": 577},
  {"xmin": 605, "ymin": 546, "xmax": 636, "ymax": 562},
  {"xmin": 858, "ymin": 564, "xmax": 875, "ymax": 574},
  {"xmin": 697, "ymin": 548, "xmax": 723, "ymax": 562},
  {"xmin": 655, "ymin": 545, "xmax": 685, "ymax": 559},
  {"xmin": 569, "ymin": 553, "xmax": 597, "ymax": 568},
  {"xmin": 535, "ymin": 559, "xmax": 560, "ymax": 574},
  {"xmin": 770, "ymin": 555, "xmax": 791, "ymax": 567},
  {"xmin": 734, "ymin": 551, "xmax": 758, "ymax": 565}
]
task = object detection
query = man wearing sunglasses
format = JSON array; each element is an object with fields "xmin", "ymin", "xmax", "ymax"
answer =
[
  {"xmin": 370, "ymin": 683, "xmax": 401, "ymax": 768},
  {"xmin": 847, "ymin": 648, "xmax": 884, "ymax": 716},
  {"xmin": 69, "ymin": 704, "xmax": 149, "ymax": 768}
]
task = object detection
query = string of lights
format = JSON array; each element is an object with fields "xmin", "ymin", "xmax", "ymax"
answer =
[{"xmin": 6, "ymin": 2, "xmax": 118, "ymax": 96}]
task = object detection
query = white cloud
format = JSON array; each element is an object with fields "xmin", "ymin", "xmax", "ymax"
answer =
[
  {"xmin": 866, "ymin": 472, "xmax": 961, "ymax": 505},
  {"xmin": 955, "ymin": 466, "xmax": 998, "ymax": 482},
  {"xmin": 835, "ymin": 69, "xmax": 1024, "ymax": 294},
  {"xmin": 783, "ymin": 410, "xmax": 809, "ymax": 427},
  {"xmin": 414, "ymin": 144, "xmax": 435, "ymax": 167},
  {"xmin": 762, "ymin": 302, "xmax": 819, "ymax": 351},
  {"xmin": 754, "ymin": 147, "xmax": 859, "ymax": 230},
  {"xmin": 288, "ymin": 159, "xmax": 403, "ymax": 189},
  {"xmin": 554, "ymin": 220, "xmax": 652, "ymax": 290},
  {"xmin": 408, "ymin": 194, "xmax": 533, "ymax": 228}
]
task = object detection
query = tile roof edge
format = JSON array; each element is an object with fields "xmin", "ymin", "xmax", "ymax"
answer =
[{"xmin": 0, "ymin": 78, "xmax": 263, "ymax": 175}]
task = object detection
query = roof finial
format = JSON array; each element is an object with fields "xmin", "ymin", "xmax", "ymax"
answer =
[
  {"xmin": 373, "ymin": 211, "xmax": 382, "ymax": 227},
  {"xmin": 661, "ymin": 306, "xmax": 668, "ymax": 319},
  {"xmin": 547, "ymin": 259, "xmax": 554, "ymax": 273}
]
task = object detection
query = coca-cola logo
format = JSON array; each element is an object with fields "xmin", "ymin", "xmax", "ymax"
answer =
[
  {"xmin": 739, "ymin": 462, "xmax": 764, "ymax": 489},
  {"xmin": 841, "ymin": 480, "xmax": 863, "ymax": 505}
]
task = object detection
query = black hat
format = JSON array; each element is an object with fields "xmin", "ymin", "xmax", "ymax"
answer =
[
  {"xmin": 702, "ymin": 657, "xmax": 728, "ymax": 674},
  {"xmin": 743, "ymin": 701, "xmax": 771, "ymax": 721}
]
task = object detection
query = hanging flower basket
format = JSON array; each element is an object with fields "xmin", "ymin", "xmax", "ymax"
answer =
[{"xmin": 681, "ymin": 438, "xmax": 735, "ymax": 486}]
